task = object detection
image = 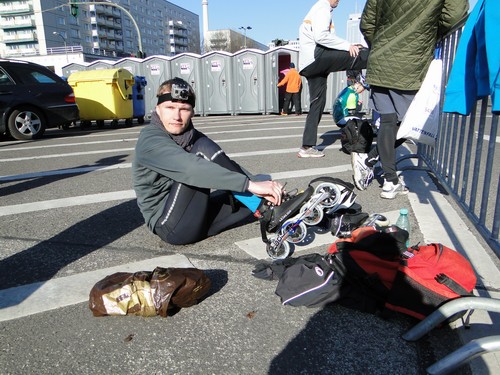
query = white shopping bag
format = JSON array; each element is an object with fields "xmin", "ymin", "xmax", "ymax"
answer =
[{"xmin": 397, "ymin": 50, "xmax": 442, "ymax": 147}]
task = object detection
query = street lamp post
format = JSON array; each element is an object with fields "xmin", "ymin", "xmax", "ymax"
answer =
[
  {"xmin": 238, "ymin": 26, "xmax": 252, "ymax": 49},
  {"xmin": 53, "ymin": 31, "xmax": 68, "ymax": 63}
]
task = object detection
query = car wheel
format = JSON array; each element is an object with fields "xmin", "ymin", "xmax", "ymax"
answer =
[
  {"xmin": 80, "ymin": 120, "xmax": 92, "ymax": 129},
  {"xmin": 8, "ymin": 106, "xmax": 46, "ymax": 140}
]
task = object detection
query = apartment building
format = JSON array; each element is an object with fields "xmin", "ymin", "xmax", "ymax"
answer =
[{"xmin": 0, "ymin": 0, "xmax": 201, "ymax": 60}]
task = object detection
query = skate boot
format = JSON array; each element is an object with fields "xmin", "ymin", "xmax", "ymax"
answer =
[
  {"xmin": 255, "ymin": 185, "xmax": 314, "ymax": 233},
  {"xmin": 255, "ymin": 186, "xmax": 314, "ymax": 259}
]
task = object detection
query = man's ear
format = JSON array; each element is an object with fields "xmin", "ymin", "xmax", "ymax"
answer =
[
  {"xmin": 155, "ymin": 106, "xmax": 160, "ymax": 117},
  {"xmin": 190, "ymin": 109, "xmax": 195, "ymax": 118}
]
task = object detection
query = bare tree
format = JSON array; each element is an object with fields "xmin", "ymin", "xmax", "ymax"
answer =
[{"xmin": 205, "ymin": 31, "xmax": 229, "ymax": 52}]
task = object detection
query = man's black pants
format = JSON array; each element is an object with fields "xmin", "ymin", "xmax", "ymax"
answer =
[
  {"xmin": 154, "ymin": 136, "xmax": 253, "ymax": 245},
  {"xmin": 300, "ymin": 46, "xmax": 369, "ymax": 147}
]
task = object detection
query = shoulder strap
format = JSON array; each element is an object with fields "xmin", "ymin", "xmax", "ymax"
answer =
[{"xmin": 434, "ymin": 273, "xmax": 473, "ymax": 296}]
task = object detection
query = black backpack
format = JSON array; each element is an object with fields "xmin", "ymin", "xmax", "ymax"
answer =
[
  {"xmin": 274, "ymin": 254, "xmax": 340, "ymax": 307},
  {"xmin": 340, "ymin": 118, "xmax": 374, "ymax": 154}
]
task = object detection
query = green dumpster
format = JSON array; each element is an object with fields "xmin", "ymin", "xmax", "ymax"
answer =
[{"xmin": 68, "ymin": 68, "xmax": 135, "ymax": 123}]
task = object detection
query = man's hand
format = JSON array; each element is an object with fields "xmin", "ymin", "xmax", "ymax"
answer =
[
  {"xmin": 248, "ymin": 180, "xmax": 284, "ymax": 205},
  {"xmin": 348, "ymin": 44, "xmax": 360, "ymax": 58}
]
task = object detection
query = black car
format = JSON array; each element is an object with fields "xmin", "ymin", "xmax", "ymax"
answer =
[{"xmin": 0, "ymin": 59, "xmax": 80, "ymax": 140}]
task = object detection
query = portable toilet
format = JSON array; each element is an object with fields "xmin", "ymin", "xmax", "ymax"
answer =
[
  {"xmin": 62, "ymin": 62, "xmax": 89, "ymax": 79},
  {"xmin": 265, "ymin": 47, "xmax": 300, "ymax": 115},
  {"xmin": 170, "ymin": 53, "xmax": 203, "ymax": 115},
  {"xmin": 142, "ymin": 55, "xmax": 172, "ymax": 119},
  {"xmin": 113, "ymin": 57, "xmax": 144, "ymax": 77},
  {"xmin": 87, "ymin": 59, "xmax": 115, "ymax": 70},
  {"xmin": 232, "ymin": 49, "xmax": 266, "ymax": 115},
  {"xmin": 200, "ymin": 51, "xmax": 234, "ymax": 116}
]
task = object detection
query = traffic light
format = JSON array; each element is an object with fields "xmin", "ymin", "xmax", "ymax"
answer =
[{"xmin": 70, "ymin": 2, "xmax": 78, "ymax": 18}]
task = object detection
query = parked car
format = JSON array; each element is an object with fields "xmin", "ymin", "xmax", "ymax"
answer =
[{"xmin": 0, "ymin": 59, "xmax": 80, "ymax": 140}]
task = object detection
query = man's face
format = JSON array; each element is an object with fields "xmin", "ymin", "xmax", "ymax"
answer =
[
  {"xmin": 155, "ymin": 99, "xmax": 194, "ymax": 135},
  {"xmin": 330, "ymin": 0, "xmax": 340, "ymax": 8}
]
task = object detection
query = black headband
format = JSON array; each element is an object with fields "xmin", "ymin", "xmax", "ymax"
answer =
[{"xmin": 156, "ymin": 92, "xmax": 195, "ymax": 108}]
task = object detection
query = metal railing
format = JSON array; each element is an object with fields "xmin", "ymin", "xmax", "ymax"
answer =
[{"xmin": 408, "ymin": 22, "xmax": 499, "ymax": 256}]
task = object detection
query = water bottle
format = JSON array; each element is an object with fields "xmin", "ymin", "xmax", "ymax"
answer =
[{"xmin": 395, "ymin": 208, "xmax": 411, "ymax": 247}]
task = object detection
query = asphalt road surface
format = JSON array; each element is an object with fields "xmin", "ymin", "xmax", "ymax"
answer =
[{"xmin": 0, "ymin": 114, "xmax": 489, "ymax": 374}]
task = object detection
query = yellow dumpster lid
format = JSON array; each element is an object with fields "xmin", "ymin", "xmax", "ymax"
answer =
[{"xmin": 67, "ymin": 68, "xmax": 134, "ymax": 84}]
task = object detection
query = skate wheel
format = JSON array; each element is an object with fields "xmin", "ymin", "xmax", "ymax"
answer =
[
  {"xmin": 314, "ymin": 182, "xmax": 342, "ymax": 208},
  {"xmin": 300, "ymin": 205, "xmax": 324, "ymax": 226},
  {"xmin": 373, "ymin": 214, "xmax": 390, "ymax": 227},
  {"xmin": 266, "ymin": 240, "xmax": 290, "ymax": 260},
  {"xmin": 362, "ymin": 213, "xmax": 390, "ymax": 228},
  {"xmin": 282, "ymin": 219, "xmax": 307, "ymax": 243}
]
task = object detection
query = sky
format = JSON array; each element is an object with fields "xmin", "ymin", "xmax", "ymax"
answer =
[
  {"xmin": 171, "ymin": 0, "xmax": 478, "ymax": 45},
  {"xmin": 170, "ymin": 0, "xmax": 368, "ymax": 43}
]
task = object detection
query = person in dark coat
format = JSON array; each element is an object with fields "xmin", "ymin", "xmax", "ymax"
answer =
[{"xmin": 351, "ymin": 0, "xmax": 468, "ymax": 198}]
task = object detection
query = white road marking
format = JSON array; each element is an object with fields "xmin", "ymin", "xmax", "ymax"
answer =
[
  {"xmin": 0, "ymin": 254, "xmax": 194, "ymax": 322},
  {"xmin": 0, "ymin": 165, "xmax": 350, "ymax": 216},
  {"xmin": 0, "ymin": 191, "xmax": 136, "ymax": 216},
  {"xmin": 0, "ymin": 164, "xmax": 133, "ymax": 182},
  {"xmin": 0, "ymin": 124, "xmax": 336, "ymax": 155},
  {"xmin": 0, "ymin": 145, "xmax": 342, "ymax": 181}
]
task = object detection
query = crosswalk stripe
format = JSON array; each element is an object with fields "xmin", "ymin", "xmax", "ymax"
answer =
[
  {"xmin": 0, "ymin": 254, "xmax": 194, "ymax": 322},
  {"xmin": 0, "ymin": 165, "xmax": 351, "ymax": 216},
  {"xmin": 0, "ymin": 145, "xmax": 342, "ymax": 181}
]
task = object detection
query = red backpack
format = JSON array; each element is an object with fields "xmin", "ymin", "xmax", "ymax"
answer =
[
  {"xmin": 328, "ymin": 226, "xmax": 477, "ymax": 320},
  {"xmin": 384, "ymin": 243, "xmax": 477, "ymax": 320}
]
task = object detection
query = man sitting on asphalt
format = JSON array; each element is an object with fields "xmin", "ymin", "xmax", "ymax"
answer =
[{"xmin": 132, "ymin": 77, "xmax": 309, "ymax": 245}]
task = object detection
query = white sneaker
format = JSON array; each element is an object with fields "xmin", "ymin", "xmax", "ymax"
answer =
[
  {"xmin": 351, "ymin": 152, "xmax": 374, "ymax": 190},
  {"xmin": 297, "ymin": 147, "xmax": 325, "ymax": 158},
  {"xmin": 380, "ymin": 177, "xmax": 409, "ymax": 199}
]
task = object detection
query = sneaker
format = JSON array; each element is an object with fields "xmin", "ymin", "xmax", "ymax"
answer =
[
  {"xmin": 255, "ymin": 186, "xmax": 314, "ymax": 233},
  {"xmin": 280, "ymin": 112, "xmax": 288, "ymax": 116},
  {"xmin": 297, "ymin": 147, "xmax": 325, "ymax": 158},
  {"xmin": 380, "ymin": 178, "xmax": 409, "ymax": 199},
  {"xmin": 351, "ymin": 152, "xmax": 374, "ymax": 190}
]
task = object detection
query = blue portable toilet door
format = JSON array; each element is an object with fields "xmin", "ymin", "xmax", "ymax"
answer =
[{"xmin": 202, "ymin": 54, "xmax": 232, "ymax": 115}]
